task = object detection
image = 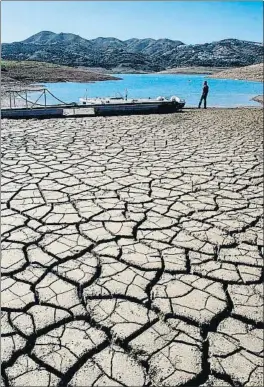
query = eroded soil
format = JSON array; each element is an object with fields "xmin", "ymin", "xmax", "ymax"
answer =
[{"xmin": 1, "ymin": 108, "xmax": 263, "ymax": 386}]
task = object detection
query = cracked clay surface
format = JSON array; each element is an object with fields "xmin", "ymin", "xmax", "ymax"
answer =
[{"xmin": 1, "ymin": 108, "xmax": 263, "ymax": 386}]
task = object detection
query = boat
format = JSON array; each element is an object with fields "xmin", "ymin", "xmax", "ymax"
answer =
[
  {"xmin": 2, "ymin": 88, "xmax": 185, "ymax": 119},
  {"xmin": 79, "ymin": 95, "xmax": 185, "ymax": 116}
]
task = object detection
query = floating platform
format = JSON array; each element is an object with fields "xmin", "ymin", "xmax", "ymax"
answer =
[
  {"xmin": 1, "ymin": 96, "xmax": 185, "ymax": 119},
  {"xmin": 1, "ymin": 107, "xmax": 64, "ymax": 119}
]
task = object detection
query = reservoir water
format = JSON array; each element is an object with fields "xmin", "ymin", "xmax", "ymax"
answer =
[{"xmin": 40, "ymin": 74, "xmax": 262, "ymax": 107}]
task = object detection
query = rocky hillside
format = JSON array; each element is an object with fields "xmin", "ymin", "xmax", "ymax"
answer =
[
  {"xmin": 2, "ymin": 31, "xmax": 263, "ymax": 72},
  {"xmin": 209, "ymin": 63, "xmax": 263, "ymax": 82}
]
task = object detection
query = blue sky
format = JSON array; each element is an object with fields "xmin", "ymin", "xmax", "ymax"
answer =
[{"xmin": 1, "ymin": 1, "xmax": 263, "ymax": 44}]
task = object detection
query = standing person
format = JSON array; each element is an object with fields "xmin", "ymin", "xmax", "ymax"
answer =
[{"xmin": 198, "ymin": 81, "xmax": 209, "ymax": 109}]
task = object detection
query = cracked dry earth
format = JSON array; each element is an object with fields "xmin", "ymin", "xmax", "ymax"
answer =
[{"xmin": 1, "ymin": 108, "xmax": 264, "ymax": 387}]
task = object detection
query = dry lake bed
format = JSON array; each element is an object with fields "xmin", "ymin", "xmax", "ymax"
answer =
[{"xmin": 1, "ymin": 108, "xmax": 263, "ymax": 386}]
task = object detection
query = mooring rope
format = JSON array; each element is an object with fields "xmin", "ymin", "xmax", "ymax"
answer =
[
  {"xmin": 15, "ymin": 91, "xmax": 44, "ymax": 106},
  {"xmin": 30, "ymin": 91, "xmax": 45, "ymax": 109},
  {"xmin": 46, "ymin": 89, "xmax": 77, "ymax": 105}
]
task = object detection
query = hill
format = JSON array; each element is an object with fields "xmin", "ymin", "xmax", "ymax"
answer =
[
  {"xmin": 1, "ymin": 60, "xmax": 120, "ymax": 87},
  {"xmin": 2, "ymin": 31, "xmax": 263, "ymax": 72},
  {"xmin": 209, "ymin": 63, "xmax": 263, "ymax": 82}
]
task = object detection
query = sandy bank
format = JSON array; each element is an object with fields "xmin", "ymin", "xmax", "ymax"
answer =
[
  {"xmin": 157, "ymin": 66, "xmax": 228, "ymax": 75},
  {"xmin": 1, "ymin": 60, "xmax": 121, "ymax": 87},
  {"xmin": 209, "ymin": 63, "xmax": 263, "ymax": 82},
  {"xmin": 252, "ymin": 95, "xmax": 264, "ymax": 105}
]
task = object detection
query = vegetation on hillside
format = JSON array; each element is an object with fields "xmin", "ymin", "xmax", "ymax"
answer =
[{"xmin": 2, "ymin": 31, "xmax": 263, "ymax": 72}]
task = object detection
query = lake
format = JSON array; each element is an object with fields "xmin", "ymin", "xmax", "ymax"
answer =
[{"xmin": 40, "ymin": 74, "xmax": 262, "ymax": 107}]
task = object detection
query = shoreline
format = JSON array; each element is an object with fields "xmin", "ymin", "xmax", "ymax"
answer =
[
  {"xmin": 3, "ymin": 60, "xmax": 263, "ymax": 84},
  {"xmin": 2, "ymin": 68, "xmax": 262, "ymax": 109},
  {"xmin": 208, "ymin": 63, "xmax": 263, "ymax": 82},
  {"xmin": 2, "ymin": 63, "xmax": 262, "ymax": 95},
  {"xmin": 1, "ymin": 60, "xmax": 122, "ymax": 90},
  {"xmin": 156, "ymin": 66, "xmax": 228, "ymax": 75}
]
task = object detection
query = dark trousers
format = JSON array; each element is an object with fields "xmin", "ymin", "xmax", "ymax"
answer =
[{"xmin": 198, "ymin": 94, "xmax": 207, "ymax": 109}]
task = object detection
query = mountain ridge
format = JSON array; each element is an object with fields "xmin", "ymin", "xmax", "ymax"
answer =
[{"xmin": 2, "ymin": 31, "xmax": 263, "ymax": 72}]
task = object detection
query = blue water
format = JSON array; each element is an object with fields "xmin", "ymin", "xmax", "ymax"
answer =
[{"xmin": 34, "ymin": 74, "xmax": 262, "ymax": 107}]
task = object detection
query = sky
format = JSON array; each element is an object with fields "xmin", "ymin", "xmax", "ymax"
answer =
[{"xmin": 1, "ymin": 1, "xmax": 263, "ymax": 44}]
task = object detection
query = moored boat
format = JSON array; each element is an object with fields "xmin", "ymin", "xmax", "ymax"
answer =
[{"xmin": 79, "ymin": 95, "xmax": 185, "ymax": 116}]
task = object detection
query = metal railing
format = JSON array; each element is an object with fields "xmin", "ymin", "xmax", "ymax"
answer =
[{"xmin": 6, "ymin": 87, "xmax": 77, "ymax": 109}]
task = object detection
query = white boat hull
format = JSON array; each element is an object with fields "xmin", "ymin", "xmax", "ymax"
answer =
[{"xmin": 79, "ymin": 96, "xmax": 185, "ymax": 116}]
